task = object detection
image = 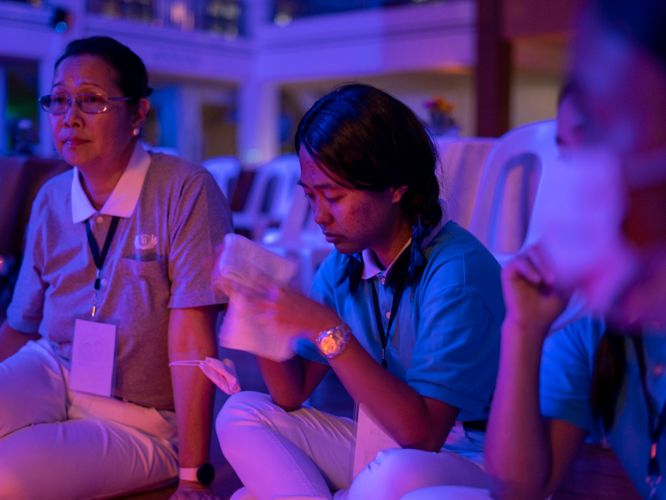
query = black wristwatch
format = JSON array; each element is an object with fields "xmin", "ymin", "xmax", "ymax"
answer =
[{"xmin": 179, "ymin": 463, "xmax": 215, "ymax": 485}]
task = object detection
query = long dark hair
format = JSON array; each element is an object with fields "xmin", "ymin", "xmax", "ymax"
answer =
[
  {"xmin": 594, "ymin": 0, "xmax": 666, "ymax": 66},
  {"xmin": 295, "ymin": 83, "xmax": 443, "ymax": 294},
  {"xmin": 590, "ymin": 329, "xmax": 627, "ymax": 432}
]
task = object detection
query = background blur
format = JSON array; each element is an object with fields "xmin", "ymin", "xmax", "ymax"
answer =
[{"xmin": 0, "ymin": 0, "xmax": 575, "ymax": 165}]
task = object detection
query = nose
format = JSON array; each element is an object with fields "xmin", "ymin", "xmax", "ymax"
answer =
[
  {"xmin": 62, "ymin": 98, "xmax": 83, "ymax": 128},
  {"xmin": 312, "ymin": 199, "xmax": 332, "ymax": 227}
]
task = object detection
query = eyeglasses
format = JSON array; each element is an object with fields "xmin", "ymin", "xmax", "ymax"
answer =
[{"xmin": 39, "ymin": 93, "xmax": 133, "ymax": 114}]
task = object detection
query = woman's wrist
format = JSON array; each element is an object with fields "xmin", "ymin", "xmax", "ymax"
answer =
[{"xmin": 501, "ymin": 316, "xmax": 551, "ymax": 344}]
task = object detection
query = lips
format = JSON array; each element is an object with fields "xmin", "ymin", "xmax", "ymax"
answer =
[{"xmin": 322, "ymin": 232, "xmax": 343, "ymax": 243}]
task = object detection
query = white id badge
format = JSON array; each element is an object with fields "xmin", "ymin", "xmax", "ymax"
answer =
[
  {"xmin": 69, "ymin": 319, "xmax": 118, "ymax": 398},
  {"xmin": 351, "ymin": 403, "xmax": 400, "ymax": 480}
]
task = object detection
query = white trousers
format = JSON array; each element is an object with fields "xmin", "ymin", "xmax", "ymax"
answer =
[
  {"xmin": 400, "ymin": 487, "xmax": 491, "ymax": 500},
  {"xmin": 0, "ymin": 338, "xmax": 179, "ymax": 500},
  {"xmin": 217, "ymin": 391, "xmax": 488, "ymax": 500}
]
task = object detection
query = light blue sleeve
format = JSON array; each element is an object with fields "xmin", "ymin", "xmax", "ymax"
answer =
[
  {"xmin": 406, "ymin": 284, "xmax": 501, "ymax": 418},
  {"xmin": 539, "ymin": 317, "xmax": 604, "ymax": 437}
]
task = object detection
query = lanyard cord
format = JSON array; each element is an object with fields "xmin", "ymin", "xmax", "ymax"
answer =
[
  {"xmin": 370, "ymin": 278, "xmax": 405, "ymax": 369},
  {"xmin": 84, "ymin": 216, "xmax": 120, "ymax": 316},
  {"xmin": 633, "ymin": 336, "xmax": 666, "ymax": 495}
]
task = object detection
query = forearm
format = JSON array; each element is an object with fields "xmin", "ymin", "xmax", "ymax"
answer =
[
  {"xmin": 330, "ymin": 336, "xmax": 457, "ymax": 451},
  {"xmin": 169, "ymin": 306, "xmax": 218, "ymax": 468},
  {"xmin": 0, "ymin": 320, "xmax": 39, "ymax": 362},
  {"xmin": 256, "ymin": 355, "xmax": 311, "ymax": 410},
  {"xmin": 485, "ymin": 321, "xmax": 552, "ymax": 499}
]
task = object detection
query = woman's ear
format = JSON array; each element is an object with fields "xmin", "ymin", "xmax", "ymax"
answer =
[
  {"xmin": 391, "ymin": 185, "xmax": 408, "ymax": 203},
  {"xmin": 131, "ymin": 97, "xmax": 150, "ymax": 131}
]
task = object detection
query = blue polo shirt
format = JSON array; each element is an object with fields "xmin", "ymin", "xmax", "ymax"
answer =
[
  {"xmin": 540, "ymin": 318, "xmax": 666, "ymax": 499},
  {"xmin": 297, "ymin": 220, "xmax": 505, "ymax": 421}
]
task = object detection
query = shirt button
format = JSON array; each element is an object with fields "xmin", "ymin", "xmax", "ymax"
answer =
[
  {"xmin": 96, "ymin": 215, "xmax": 104, "ymax": 223},
  {"xmin": 381, "ymin": 278, "xmax": 386, "ymax": 285},
  {"xmin": 654, "ymin": 363, "xmax": 665, "ymax": 377},
  {"xmin": 385, "ymin": 311, "xmax": 391, "ymax": 319},
  {"xmin": 101, "ymin": 278, "xmax": 108, "ymax": 287}
]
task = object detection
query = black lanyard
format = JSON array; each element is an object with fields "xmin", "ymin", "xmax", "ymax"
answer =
[
  {"xmin": 633, "ymin": 336, "xmax": 666, "ymax": 498},
  {"xmin": 84, "ymin": 216, "xmax": 119, "ymax": 317},
  {"xmin": 370, "ymin": 278, "xmax": 405, "ymax": 369}
]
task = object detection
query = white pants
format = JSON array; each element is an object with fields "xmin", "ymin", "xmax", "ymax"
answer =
[
  {"xmin": 217, "ymin": 391, "xmax": 488, "ymax": 500},
  {"xmin": 0, "ymin": 338, "xmax": 179, "ymax": 500},
  {"xmin": 400, "ymin": 487, "xmax": 491, "ymax": 500}
]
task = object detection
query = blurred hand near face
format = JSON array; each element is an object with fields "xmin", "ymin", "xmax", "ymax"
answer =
[{"xmin": 501, "ymin": 246, "xmax": 573, "ymax": 336}]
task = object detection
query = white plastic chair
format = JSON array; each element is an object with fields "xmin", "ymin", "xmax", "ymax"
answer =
[
  {"xmin": 201, "ymin": 155, "xmax": 242, "ymax": 201},
  {"xmin": 233, "ymin": 154, "xmax": 302, "ymax": 241},
  {"xmin": 468, "ymin": 120, "xmax": 587, "ymax": 330},
  {"xmin": 468, "ymin": 120, "xmax": 558, "ymax": 265},
  {"xmin": 262, "ymin": 192, "xmax": 334, "ymax": 293},
  {"xmin": 435, "ymin": 137, "xmax": 496, "ymax": 229}
]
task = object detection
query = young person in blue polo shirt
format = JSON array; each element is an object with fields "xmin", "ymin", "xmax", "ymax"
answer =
[{"xmin": 216, "ymin": 83, "xmax": 505, "ymax": 500}]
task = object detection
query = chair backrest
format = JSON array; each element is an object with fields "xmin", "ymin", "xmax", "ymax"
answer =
[
  {"xmin": 241, "ymin": 154, "xmax": 302, "ymax": 223},
  {"xmin": 201, "ymin": 155, "xmax": 242, "ymax": 201},
  {"xmin": 468, "ymin": 119, "xmax": 558, "ymax": 255},
  {"xmin": 434, "ymin": 137, "xmax": 496, "ymax": 229}
]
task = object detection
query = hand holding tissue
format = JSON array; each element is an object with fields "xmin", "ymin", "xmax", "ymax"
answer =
[{"xmin": 212, "ymin": 234, "xmax": 299, "ymax": 361}]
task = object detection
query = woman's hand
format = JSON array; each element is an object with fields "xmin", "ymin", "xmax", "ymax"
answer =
[
  {"xmin": 258, "ymin": 286, "xmax": 342, "ymax": 342},
  {"xmin": 224, "ymin": 279, "xmax": 342, "ymax": 341},
  {"xmin": 501, "ymin": 245, "xmax": 572, "ymax": 336}
]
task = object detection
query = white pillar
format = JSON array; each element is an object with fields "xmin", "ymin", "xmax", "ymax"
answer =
[
  {"xmin": 178, "ymin": 86, "xmax": 204, "ymax": 162},
  {"xmin": 37, "ymin": 58, "xmax": 56, "ymax": 158},
  {"xmin": 237, "ymin": 79, "xmax": 280, "ymax": 167}
]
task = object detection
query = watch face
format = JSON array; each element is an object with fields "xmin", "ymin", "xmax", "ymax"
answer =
[
  {"xmin": 197, "ymin": 463, "xmax": 215, "ymax": 485},
  {"xmin": 319, "ymin": 335, "xmax": 338, "ymax": 355}
]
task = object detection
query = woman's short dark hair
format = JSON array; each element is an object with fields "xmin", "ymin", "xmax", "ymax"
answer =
[
  {"xmin": 295, "ymin": 83, "xmax": 442, "ymax": 230},
  {"xmin": 594, "ymin": 0, "xmax": 666, "ymax": 67},
  {"xmin": 295, "ymin": 83, "xmax": 443, "ymax": 294},
  {"xmin": 55, "ymin": 36, "xmax": 152, "ymax": 102}
]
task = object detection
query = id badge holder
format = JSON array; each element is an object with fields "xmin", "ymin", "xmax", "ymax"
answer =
[
  {"xmin": 69, "ymin": 315, "xmax": 118, "ymax": 398},
  {"xmin": 350, "ymin": 402, "xmax": 400, "ymax": 482}
]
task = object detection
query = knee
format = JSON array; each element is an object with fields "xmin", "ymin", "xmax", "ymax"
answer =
[
  {"xmin": 216, "ymin": 391, "xmax": 275, "ymax": 453},
  {"xmin": 350, "ymin": 448, "xmax": 432, "ymax": 500},
  {"xmin": 0, "ymin": 455, "xmax": 31, "ymax": 499}
]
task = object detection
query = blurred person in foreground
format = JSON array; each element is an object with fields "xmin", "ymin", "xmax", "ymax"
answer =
[
  {"xmin": 398, "ymin": 0, "xmax": 666, "ymax": 499},
  {"xmin": 0, "ymin": 36, "xmax": 232, "ymax": 500}
]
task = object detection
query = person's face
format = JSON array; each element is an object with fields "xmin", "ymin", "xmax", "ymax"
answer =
[
  {"xmin": 298, "ymin": 147, "xmax": 406, "ymax": 257},
  {"xmin": 556, "ymin": 93, "xmax": 586, "ymax": 155},
  {"xmin": 569, "ymin": 9, "xmax": 666, "ymax": 326},
  {"xmin": 571, "ymin": 11, "xmax": 666, "ymax": 158},
  {"xmin": 49, "ymin": 55, "xmax": 146, "ymax": 174}
]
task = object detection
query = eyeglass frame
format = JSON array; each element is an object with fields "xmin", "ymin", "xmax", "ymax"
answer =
[{"xmin": 38, "ymin": 93, "xmax": 135, "ymax": 114}]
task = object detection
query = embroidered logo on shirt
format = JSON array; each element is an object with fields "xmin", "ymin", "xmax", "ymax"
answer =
[{"xmin": 134, "ymin": 234, "xmax": 157, "ymax": 250}]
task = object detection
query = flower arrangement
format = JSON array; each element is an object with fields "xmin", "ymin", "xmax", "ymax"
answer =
[{"xmin": 424, "ymin": 96, "xmax": 459, "ymax": 136}]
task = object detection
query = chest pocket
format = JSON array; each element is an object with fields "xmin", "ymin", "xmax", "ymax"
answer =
[{"xmin": 118, "ymin": 257, "xmax": 170, "ymax": 316}]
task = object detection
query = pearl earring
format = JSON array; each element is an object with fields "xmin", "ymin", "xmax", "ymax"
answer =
[{"xmin": 132, "ymin": 128, "xmax": 140, "ymax": 137}]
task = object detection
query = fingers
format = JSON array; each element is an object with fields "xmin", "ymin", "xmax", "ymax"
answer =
[{"xmin": 503, "ymin": 245, "xmax": 558, "ymax": 288}]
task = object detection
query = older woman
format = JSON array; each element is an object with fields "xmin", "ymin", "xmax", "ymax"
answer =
[{"xmin": 0, "ymin": 37, "xmax": 231, "ymax": 500}]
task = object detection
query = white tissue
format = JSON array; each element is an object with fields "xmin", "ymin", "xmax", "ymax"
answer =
[
  {"xmin": 169, "ymin": 357, "xmax": 241, "ymax": 395},
  {"xmin": 212, "ymin": 233, "xmax": 298, "ymax": 361}
]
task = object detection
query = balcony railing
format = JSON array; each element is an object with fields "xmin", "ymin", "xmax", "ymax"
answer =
[
  {"xmin": 87, "ymin": 0, "xmax": 246, "ymax": 38},
  {"xmin": 272, "ymin": 0, "xmax": 453, "ymax": 24}
]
